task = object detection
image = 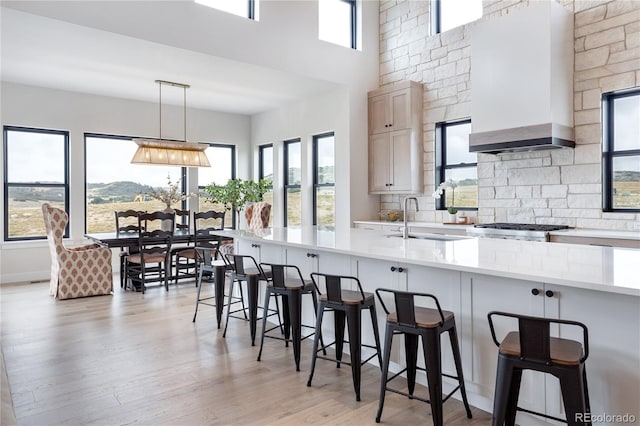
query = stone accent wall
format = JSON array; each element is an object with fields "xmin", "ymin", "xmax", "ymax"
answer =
[{"xmin": 378, "ymin": 0, "xmax": 640, "ymax": 230}]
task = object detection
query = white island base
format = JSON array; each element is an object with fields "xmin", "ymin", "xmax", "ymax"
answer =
[{"xmin": 219, "ymin": 227, "xmax": 640, "ymax": 426}]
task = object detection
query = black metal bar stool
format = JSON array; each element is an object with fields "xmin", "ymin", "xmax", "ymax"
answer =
[
  {"xmin": 306, "ymin": 272, "xmax": 382, "ymax": 401},
  {"xmin": 487, "ymin": 311, "xmax": 591, "ymax": 426},
  {"xmin": 375, "ymin": 288, "xmax": 472, "ymax": 425},
  {"xmin": 192, "ymin": 242, "xmax": 234, "ymax": 329},
  {"xmin": 257, "ymin": 263, "xmax": 321, "ymax": 371},
  {"xmin": 223, "ymin": 254, "xmax": 281, "ymax": 346}
]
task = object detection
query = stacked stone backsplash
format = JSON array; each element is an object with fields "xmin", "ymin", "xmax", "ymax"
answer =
[{"xmin": 378, "ymin": 0, "xmax": 640, "ymax": 230}]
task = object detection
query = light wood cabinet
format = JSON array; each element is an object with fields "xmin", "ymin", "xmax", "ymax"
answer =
[{"xmin": 368, "ymin": 81, "xmax": 423, "ymax": 194}]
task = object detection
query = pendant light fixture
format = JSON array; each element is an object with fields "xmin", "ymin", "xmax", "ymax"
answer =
[{"xmin": 131, "ymin": 80, "xmax": 211, "ymax": 167}]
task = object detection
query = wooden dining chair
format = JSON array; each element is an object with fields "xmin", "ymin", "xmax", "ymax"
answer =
[
  {"xmin": 115, "ymin": 209, "xmax": 143, "ymax": 290},
  {"xmin": 126, "ymin": 211, "xmax": 175, "ymax": 293}
]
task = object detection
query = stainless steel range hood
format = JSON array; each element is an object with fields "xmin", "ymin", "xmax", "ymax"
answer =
[
  {"xmin": 470, "ymin": 2, "xmax": 575, "ymax": 154},
  {"xmin": 469, "ymin": 123, "xmax": 575, "ymax": 154}
]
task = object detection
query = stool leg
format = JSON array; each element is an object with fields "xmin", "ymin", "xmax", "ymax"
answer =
[
  {"xmin": 282, "ymin": 294, "xmax": 291, "ymax": 348},
  {"xmin": 307, "ymin": 302, "xmax": 326, "ymax": 387},
  {"xmin": 334, "ymin": 310, "xmax": 346, "ymax": 368},
  {"xmin": 222, "ymin": 279, "xmax": 237, "ymax": 338},
  {"xmin": 346, "ymin": 305, "xmax": 362, "ymax": 401},
  {"xmin": 404, "ymin": 333, "xmax": 419, "ymax": 396},
  {"xmin": 369, "ymin": 304, "xmax": 383, "ymax": 367},
  {"xmin": 238, "ymin": 280, "xmax": 248, "ymax": 320},
  {"xmin": 423, "ymin": 330, "xmax": 443, "ymax": 426},
  {"xmin": 310, "ymin": 290, "xmax": 327, "ymax": 356},
  {"xmin": 583, "ymin": 366, "xmax": 591, "ymax": 416},
  {"xmin": 192, "ymin": 265, "xmax": 205, "ymax": 322},
  {"xmin": 257, "ymin": 289, "xmax": 272, "ymax": 362},
  {"xmin": 288, "ymin": 290, "xmax": 303, "ymax": 372},
  {"xmin": 492, "ymin": 354, "xmax": 516, "ymax": 426},
  {"xmin": 505, "ymin": 368, "xmax": 522, "ymax": 426},
  {"xmin": 448, "ymin": 325, "xmax": 472, "ymax": 418},
  {"xmin": 375, "ymin": 323, "xmax": 394, "ymax": 423},
  {"xmin": 560, "ymin": 366, "xmax": 590, "ymax": 426}
]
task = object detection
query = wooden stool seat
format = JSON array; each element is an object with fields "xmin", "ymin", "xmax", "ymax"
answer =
[
  {"xmin": 319, "ymin": 289, "xmax": 375, "ymax": 305},
  {"xmin": 387, "ymin": 307, "xmax": 454, "ymax": 328},
  {"xmin": 127, "ymin": 252, "xmax": 167, "ymax": 264},
  {"xmin": 499, "ymin": 331, "xmax": 583, "ymax": 366}
]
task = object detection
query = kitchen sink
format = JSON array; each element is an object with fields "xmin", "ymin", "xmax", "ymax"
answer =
[{"xmin": 386, "ymin": 233, "xmax": 472, "ymax": 241}]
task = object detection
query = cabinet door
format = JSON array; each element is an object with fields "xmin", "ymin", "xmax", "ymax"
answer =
[
  {"xmin": 388, "ymin": 88, "xmax": 410, "ymax": 130},
  {"xmin": 463, "ymin": 273, "xmax": 546, "ymax": 419},
  {"xmin": 545, "ymin": 284, "xmax": 640, "ymax": 424},
  {"xmin": 368, "ymin": 93, "xmax": 389, "ymax": 134},
  {"xmin": 369, "ymin": 133, "xmax": 391, "ymax": 193},
  {"xmin": 389, "ymin": 129, "xmax": 412, "ymax": 191}
]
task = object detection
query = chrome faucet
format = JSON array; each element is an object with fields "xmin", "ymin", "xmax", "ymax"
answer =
[{"xmin": 402, "ymin": 196, "xmax": 419, "ymax": 239}]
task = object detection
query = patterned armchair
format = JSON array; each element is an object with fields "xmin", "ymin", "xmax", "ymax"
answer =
[
  {"xmin": 244, "ymin": 202, "xmax": 271, "ymax": 231},
  {"xmin": 42, "ymin": 203, "xmax": 113, "ymax": 299}
]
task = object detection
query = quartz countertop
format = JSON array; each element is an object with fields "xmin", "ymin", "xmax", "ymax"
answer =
[
  {"xmin": 354, "ymin": 220, "xmax": 640, "ymax": 241},
  {"xmin": 218, "ymin": 226, "xmax": 640, "ymax": 297}
]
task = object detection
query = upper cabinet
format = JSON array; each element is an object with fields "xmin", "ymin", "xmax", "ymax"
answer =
[{"xmin": 368, "ymin": 81, "xmax": 423, "ymax": 194}]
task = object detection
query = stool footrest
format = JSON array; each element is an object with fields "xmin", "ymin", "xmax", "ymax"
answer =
[{"xmin": 516, "ymin": 406, "xmax": 568, "ymax": 424}]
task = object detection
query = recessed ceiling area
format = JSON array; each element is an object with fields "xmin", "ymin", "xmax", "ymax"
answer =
[{"xmin": 0, "ymin": 6, "xmax": 341, "ymax": 115}]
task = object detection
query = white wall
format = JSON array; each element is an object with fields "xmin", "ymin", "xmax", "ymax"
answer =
[{"xmin": 0, "ymin": 82, "xmax": 251, "ymax": 283}]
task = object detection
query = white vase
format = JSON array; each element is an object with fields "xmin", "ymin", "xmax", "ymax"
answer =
[
  {"xmin": 161, "ymin": 207, "xmax": 174, "ymax": 231},
  {"xmin": 448, "ymin": 213, "xmax": 457, "ymax": 223}
]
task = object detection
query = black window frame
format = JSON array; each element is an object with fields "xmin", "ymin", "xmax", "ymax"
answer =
[
  {"xmin": 283, "ymin": 138, "xmax": 301, "ymax": 227},
  {"xmin": 84, "ymin": 133, "xmax": 189, "ymax": 233},
  {"xmin": 258, "ymin": 143, "xmax": 273, "ymax": 181},
  {"xmin": 434, "ymin": 119, "xmax": 477, "ymax": 211},
  {"xmin": 602, "ymin": 88, "xmax": 640, "ymax": 213},
  {"xmin": 312, "ymin": 132, "xmax": 335, "ymax": 226},
  {"xmin": 197, "ymin": 143, "xmax": 237, "ymax": 228},
  {"xmin": 3, "ymin": 125, "xmax": 70, "ymax": 241}
]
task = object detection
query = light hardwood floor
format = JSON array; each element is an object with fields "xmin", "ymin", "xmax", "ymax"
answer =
[{"xmin": 1, "ymin": 279, "xmax": 493, "ymax": 425}]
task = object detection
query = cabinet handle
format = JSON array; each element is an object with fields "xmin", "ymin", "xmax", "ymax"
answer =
[
  {"xmin": 307, "ymin": 253, "xmax": 317, "ymax": 258},
  {"xmin": 251, "ymin": 243, "xmax": 260, "ymax": 248},
  {"xmin": 545, "ymin": 290, "xmax": 554, "ymax": 298},
  {"xmin": 390, "ymin": 266, "xmax": 396, "ymax": 272},
  {"xmin": 531, "ymin": 288, "xmax": 540, "ymax": 296},
  {"xmin": 398, "ymin": 267, "xmax": 404, "ymax": 273}
]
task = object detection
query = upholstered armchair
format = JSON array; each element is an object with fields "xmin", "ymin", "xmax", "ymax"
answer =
[
  {"xmin": 42, "ymin": 203, "xmax": 113, "ymax": 299},
  {"xmin": 244, "ymin": 201, "xmax": 271, "ymax": 231}
]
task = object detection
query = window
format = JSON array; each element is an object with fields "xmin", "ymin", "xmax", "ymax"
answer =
[
  {"xmin": 603, "ymin": 89, "xmax": 640, "ymax": 212},
  {"xmin": 3, "ymin": 126, "xmax": 69, "ymax": 241},
  {"xmin": 313, "ymin": 133, "xmax": 335, "ymax": 227},
  {"xmin": 195, "ymin": 0, "xmax": 258, "ymax": 20},
  {"xmin": 284, "ymin": 139, "xmax": 301, "ymax": 227},
  {"xmin": 319, "ymin": 0, "xmax": 356, "ymax": 49},
  {"xmin": 432, "ymin": 0, "xmax": 482, "ymax": 34},
  {"xmin": 259, "ymin": 144, "xmax": 274, "ymax": 225},
  {"xmin": 85, "ymin": 134, "xmax": 184, "ymax": 233},
  {"xmin": 198, "ymin": 144, "xmax": 236, "ymax": 228},
  {"xmin": 435, "ymin": 120, "xmax": 477, "ymax": 210}
]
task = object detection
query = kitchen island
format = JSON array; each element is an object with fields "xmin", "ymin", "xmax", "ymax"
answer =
[{"xmin": 218, "ymin": 226, "xmax": 639, "ymax": 425}]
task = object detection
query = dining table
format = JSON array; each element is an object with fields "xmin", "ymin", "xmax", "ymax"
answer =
[{"xmin": 85, "ymin": 230, "xmax": 228, "ymax": 329}]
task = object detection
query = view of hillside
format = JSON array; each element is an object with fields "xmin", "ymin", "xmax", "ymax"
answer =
[{"xmin": 5, "ymin": 171, "xmax": 639, "ymax": 238}]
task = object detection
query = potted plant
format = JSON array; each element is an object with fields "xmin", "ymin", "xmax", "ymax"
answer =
[
  {"xmin": 432, "ymin": 179, "xmax": 458, "ymax": 222},
  {"xmin": 204, "ymin": 178, "xmax": 272, "ymax": 228}
]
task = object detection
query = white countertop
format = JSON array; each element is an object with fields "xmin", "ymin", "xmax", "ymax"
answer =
[{"xmin": 219, "ymin": 226, "xmax": 640, "ymax": 297}]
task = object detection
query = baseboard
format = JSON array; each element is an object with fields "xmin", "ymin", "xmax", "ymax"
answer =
[{"xmin": 0, "ymin": 270, "xmax": 49, "ymax": 285}]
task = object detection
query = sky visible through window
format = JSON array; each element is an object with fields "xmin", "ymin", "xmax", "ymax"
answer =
[
  {"xmin": 440, "ymin": 0, "xmax": 482, "ymax": 33},
  {"xmin": 319, "ymin": 0, "xmax": 352, "ymax": 48},
  {"xmin": 194, "ymin": 0, "xmax": 257, "ymax": 19}
]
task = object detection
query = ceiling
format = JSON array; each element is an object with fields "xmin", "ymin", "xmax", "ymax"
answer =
[{"xmin": 0, "ymin": 6, "xmax": 341, "ymax": 115}]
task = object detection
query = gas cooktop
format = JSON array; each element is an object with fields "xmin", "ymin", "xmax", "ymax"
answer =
[
  {"xmin": 473, "ymin": 223, "xmax": 570, "ymax": 232},
  {"xmin": 467, "ymin": 223, "xmax": 571, "ymax": 241}
]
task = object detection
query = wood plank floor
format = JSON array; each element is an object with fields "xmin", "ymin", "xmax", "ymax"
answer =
[{"xmin": 1, "ymin": 280, "xmax": 493, "ymax": 425}]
